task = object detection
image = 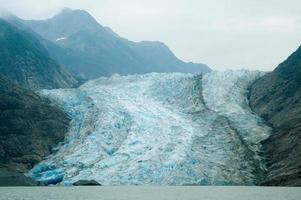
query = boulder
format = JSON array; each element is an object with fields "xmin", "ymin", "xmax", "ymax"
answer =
[{"xmin": 73, "ymin": 180, "xmax": 101, "ymax": 186}]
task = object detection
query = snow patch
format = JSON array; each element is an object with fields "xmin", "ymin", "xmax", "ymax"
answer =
[{"xmin": 55, "ymin": 37, "xmax": 66, "ymax": 42}]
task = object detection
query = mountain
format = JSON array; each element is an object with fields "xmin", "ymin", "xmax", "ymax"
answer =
[
  {"xmin": 0, "ymin": 18, "xmax": 80, "ymax": 90},
  {"xmin": 24, "ymin": 8, "xmax": 211, "ymax": 79},
  {"xmin": 249, "ymin": 46, "xmax": 301, "ymax": 186},
  {"xmin": 0, "ymin": 75, "xmax": 70, "ymax": 185}
]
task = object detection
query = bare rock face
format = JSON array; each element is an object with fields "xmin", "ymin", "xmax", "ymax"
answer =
[
  {"xmin": 0, "ymin": 165, "xmax": 41, "ymax": 186},
  {"xmin": 0, "ymin": 75, "xmax": 70, "ymax": 185},
  {"xmin": 249, "ymin": 46, "xmax": 301, "ymax": 186}
]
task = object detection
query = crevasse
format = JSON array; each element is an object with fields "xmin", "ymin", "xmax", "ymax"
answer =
[{"xmin": 29, "ymin": 71, "xmax": 271, "ymax": 185}]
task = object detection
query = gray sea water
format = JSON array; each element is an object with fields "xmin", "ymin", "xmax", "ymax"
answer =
[{"xmin": 0, "ymin": 187, "xmax": 300, "ymax": 200}]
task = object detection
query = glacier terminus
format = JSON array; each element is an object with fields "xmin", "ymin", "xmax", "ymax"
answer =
[{"xmin": 29, "ymin": 70, "xmax": 272, "ymax": 186}]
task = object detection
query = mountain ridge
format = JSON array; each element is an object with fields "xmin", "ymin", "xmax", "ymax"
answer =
[
  {"xmin": 0, "ymin": 18, "xmax": 80, "ymax": 90},
  {"xmin": 23, "ymin": 8, "xmax": 211, "ymax": 79}
]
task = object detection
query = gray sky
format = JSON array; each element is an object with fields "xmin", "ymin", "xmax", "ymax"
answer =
[{"xmin": 1, "ymin": 0, "xmax": 301, "ymax": 71}]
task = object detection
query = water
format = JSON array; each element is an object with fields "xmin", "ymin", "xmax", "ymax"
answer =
[
  {"xmin": 29, "ymin": 70, "xmax": 271, "ymax": 185},
  {"xmin": 2, "ymin": 187, "xmax": 301, "ymax": 200}
]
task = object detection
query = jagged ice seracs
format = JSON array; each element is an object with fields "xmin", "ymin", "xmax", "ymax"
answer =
[{"xmin": 29, "ymin": 70, "xmax": 271, "ymax": 185}]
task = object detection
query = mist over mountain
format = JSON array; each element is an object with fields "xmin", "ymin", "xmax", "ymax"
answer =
[{"xmin": 23, "ymin": 8, "xmax": 211, "ymax": 79}]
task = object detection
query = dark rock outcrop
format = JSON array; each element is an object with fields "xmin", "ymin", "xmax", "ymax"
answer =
[
  {"xmin": 73, "ymin": 180, "xmax": 101, "ymax": 186},
  {"xmin": 0, "ymin": 75, "xmax": 70, "ymax": 185},
  {"xmin": 0, "ymin": 165, "xmax": 40, "ymax": 186},
  {"xmin": 249, "ymin": 46, "xmax": 301, "ymax": 186},
  {"xmin": 0, "ymin": 19, "xmax": 80, "ymax": 90},
  {"xmin": 24, "ymin": 8, "xmax": 211, "ymax": 79}
]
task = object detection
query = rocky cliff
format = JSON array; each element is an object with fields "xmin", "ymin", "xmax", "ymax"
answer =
[
  {"xmin": 249, "ymin": 46, "xmax": 301, "ymax": 186},
  {"xmin": 0, "ymin": 75, "xmax": 70, "ymax": 185}
]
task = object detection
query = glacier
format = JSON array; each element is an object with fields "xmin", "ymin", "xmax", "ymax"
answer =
[{"xmin": 28, "ymin": 70, "xmax": 271, "ymax": 185}]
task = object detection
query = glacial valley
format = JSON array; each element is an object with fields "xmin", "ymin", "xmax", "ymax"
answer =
[{"xmin": 29, "ymin": 71, "xmax": 272, "ymax": 185}]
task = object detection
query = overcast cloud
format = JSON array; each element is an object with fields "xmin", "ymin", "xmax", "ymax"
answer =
[{"xmin": 1, "ymin": 0, "xmax": 301, "ymax": 71}]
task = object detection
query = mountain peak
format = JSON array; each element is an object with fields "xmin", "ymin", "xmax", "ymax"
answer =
[
  {"xmin": 25, "ymin": 8, "xmax": 105, "ymax": 42},
  {"xmin": 52, "ymin": 8, "xmax": 99, "ymax": 26},
  {"xmin": 61, "ymin": 7, "xmax": 73, "ymax": 13},
  {"xmin": 23, "ymin": 8, "xmax": 211, "ymax": 78},
  {"xmin": 57, "ymin": 8, "xmax": 91, "ymax": 17}
]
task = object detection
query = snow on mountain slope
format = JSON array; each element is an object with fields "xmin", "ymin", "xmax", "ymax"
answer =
[{"xmin": 29, "ymin": 71, "xmax": 271, "ymax": 185}]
